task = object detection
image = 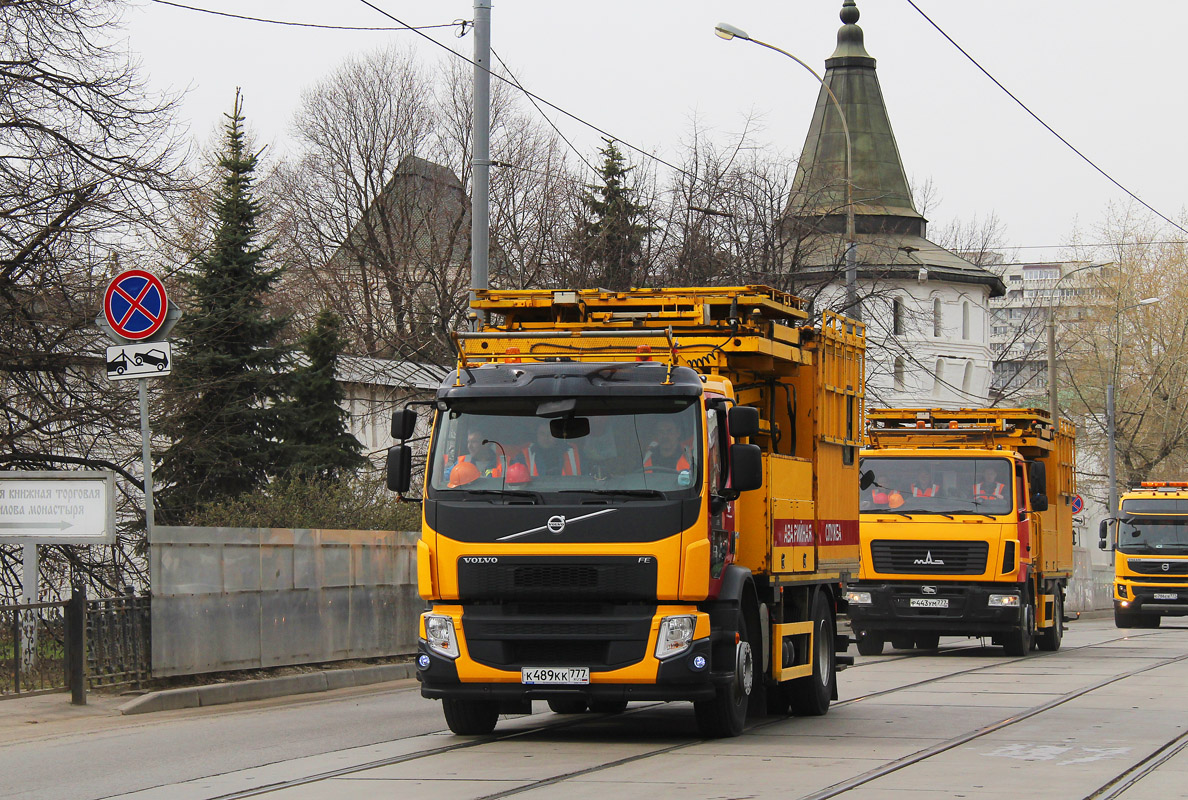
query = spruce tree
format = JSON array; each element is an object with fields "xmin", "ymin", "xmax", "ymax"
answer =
[
  {"xmin": 573, "ymin": 138, "xmax": 654, "ymax": 291},
  {"xmin": 279, "ymin": 310, "xmax": 365, "ymax": 482},
  {"xmin": 156, "ymin": 92, "xmax": 289, "ymax": 523}
]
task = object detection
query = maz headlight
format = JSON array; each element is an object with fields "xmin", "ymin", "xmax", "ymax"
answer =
[
  {"xmin": 845, "ymin": 591, "xmax": 873, "ymax": 605},
  {"xmin": 424, "ymin": 613, "xmax": 459, "ymax": 658},
  {"xmin": 655, "ymin": 615, "xmax": 696, "ymax": 659},
  {"xmin": 988, "ymin": 594, "xmax": 1020, "ymax": 608}
]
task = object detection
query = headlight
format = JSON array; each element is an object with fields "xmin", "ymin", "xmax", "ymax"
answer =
[
  {"xmin": 655, "ymin": 615, "xmax": 696, "ymax": 659},
  {"xmin": 846, "ymin": 591, "xmax": 873, "ymax": 605},
  {"xmin": 1116, "ymin": 584, "xmax": 1128, "ymax": 598},
  {"xmin": 988, "ymin": 594, "xmax": 1020, "ymax": 607},
  {"xmin": 423, "ymin": 613, "xmax": 459, "ymax": 658}
]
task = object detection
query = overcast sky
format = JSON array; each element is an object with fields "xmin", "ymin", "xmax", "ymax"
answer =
[{"xmin": 122, "ymin": 1, "xmax": 1188, "ymax": 263}]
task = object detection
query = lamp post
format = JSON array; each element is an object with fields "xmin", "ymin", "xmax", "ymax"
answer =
[
  {"xmin": 1106, "ymin": 296, "xmax": 1161, "ymax": 513},
  {"xmin": 714, "ymin": 23, "xmax": 858, "ymax": 320}
]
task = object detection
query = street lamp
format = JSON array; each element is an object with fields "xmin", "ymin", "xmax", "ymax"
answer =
[
  {"xmin": 1107, "ymin": 296, "xmax": 1161, "ymax": 513},
  {"xmin": 714, "ymin": 23, "xmax": 858, "ymax": 320}
]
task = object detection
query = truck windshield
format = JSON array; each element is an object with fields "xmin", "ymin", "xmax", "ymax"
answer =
[
  {"xmin": 427, "ymin": 397, "xmax": 701, "ymax": 500},
  {"xmin": 1116, "ymin": 517, "xmax": 1188, "ymax": 553},
  {"xmin": 859, "ymin": 456, "xmax": 1015, "ymax": 517}
]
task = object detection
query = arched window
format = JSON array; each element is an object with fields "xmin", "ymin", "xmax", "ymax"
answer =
[
  {"xmin": 962, "ymin": 361, "xmax": 974, "ymax": 394},
  {"xmin": 933, "ymin": 298, "xmax": 943, "ymax": 337},
  {"xmin": 892, "ymin": 298, "xmax": 904, "ymax": 336},
  {"xmin": 962, "ymin": 301, "xmax": 971, "ymax": 340},
  {"xmin": 933, "ymin": 358, "xmax": 945, "ymax": 397},
  {"xmin": 893, "ymin": 357, "xmax": 905, "ymax": 392}
]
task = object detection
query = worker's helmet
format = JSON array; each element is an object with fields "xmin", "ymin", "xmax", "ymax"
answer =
[
  {"xmin": 888, "ymin": 491, "xmax": 905, "ymax": 509},
  {"xmin": 505, "ymin": 462, "xmax": 531, "ymax": 485},
  {"xmin": 447, "ymin": 460, "xmax": 481, "ymax": 488}
]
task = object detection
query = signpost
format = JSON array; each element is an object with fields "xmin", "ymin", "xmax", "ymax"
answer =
[
  {"xmin": 98, "ymin": 269, "xmax": 176, "ymax": 542},
  {"xmin": 1071, "ymin": 494, "xmax": 1084, "ymax": 516}
]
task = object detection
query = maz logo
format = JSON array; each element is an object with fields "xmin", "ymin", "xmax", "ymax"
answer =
[
  {"xmin": 914, "ymin": 551, "xmax": 945, "ymax": 566},
  {"xmin": 921, "ymin": 585, "xmax": 938, "ymax": 595},
  {"xmin": 462, "ymin": 557, "xmax": 498, "ymax": 564}
]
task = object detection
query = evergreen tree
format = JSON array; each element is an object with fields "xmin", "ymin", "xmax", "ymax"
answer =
[
  {"xmin": 279, "ymin": 310, "xmax": 366, "ymax": 481},
  {"xmin": 156, "ymin": 92, "xmax": 289, "ymax": 523},
  {"xmin": 572, "ymin": 138, "xmax": 654, "ymax": 291}
]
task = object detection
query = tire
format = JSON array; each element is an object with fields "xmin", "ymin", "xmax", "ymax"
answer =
[
  {"xmin": 890, "ymin": 634, "xmax": 915, "ymax": 651},
  {"xmin": 1136, "ymin": 613, "xmax": 1162, "ymax": 629},
  {"xmin": 133, "ymin": 355, "xmax": 144, "ymax": 366},
  {"xmin": 914, "ymin": 632, "xmax": 940, "ymax": 651},
  {"xmin": 856, "ymin": 634, "xmax": 885, "ymax": 656},
  {"xmin": 547, "ymin": 698, "xmax": 588, "ymax": 714},
  {"xmin": 441, "ymin": 698, "xmax": 499, "ymax": 735},
  {"xmin": 789, "ymin": 592, "xmax": 837, "ymax": 717},
  {"xmin": 1036, "ymin": 592, "xmax": 1064, "ymax": 651},
  {"xmin": 1002, "ymin": 599, "xmax": 1035, "ymax": 656},
  {"xmin": 588, "ymin": 700, "xmax": 628, "ymax": 714},
  {"xmin": 1114, "ymin": 606, "xmax": 1137, "ymax": 628},
  {"xmin": 695, "ymin": 609, "xmax": 757, "ymax": 738}
]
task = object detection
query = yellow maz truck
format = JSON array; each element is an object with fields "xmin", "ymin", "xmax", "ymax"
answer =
[
  {"xmin": 1101, "ymin": 482, "xmax": 1188, "ymax": 628},
  {"xmin": 387, "ymin": 286, "xmax": 864, "ymax": 737},
  {"xmin": 849, "ymin": 408, "xmax": 1076, "ymax": 656}
]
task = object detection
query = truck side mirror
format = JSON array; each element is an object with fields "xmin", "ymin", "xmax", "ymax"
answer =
[
  {"xmin": 391, "ymin": 408, "xmax": 418, "ymax": 441},
  {"xmin": 1030, "ymin": 492, "xmax": 1049, "ymax": 512},
  {"xmin": 1028, "ymin": 461, "xmax": 1046, "ymax": 491},
  {"xmin": 728, "ymin": 405, "xmax": 760, "ymax": 439},
  {"xmin": 727, "ymin": 443, "xmax": 763, "ymax": 495},
  {"xmin": 387, "ymin": 445, "xmax": 412, "ymax": 493},
  {"xmin": 1098, "ymin": 519, "xmax": 1112, "ymax": 551}
]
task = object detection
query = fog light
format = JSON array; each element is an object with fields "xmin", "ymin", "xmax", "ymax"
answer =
[
  {"xmin": 423, "ymin": 613, "xmax": 460, "ymax": 658},
  {"xmin": 691, "ymin": 654, "xmax": 707, "ymax": 670},
  {"xmin": 417, "ymin": 654, "xmax": 431, "ymax": 670},
  {"xmin": 988, "ymin": 594, "xmax": 1020, "ymax": 607},
  {"xmin": 656, "ymin": 615, "xmax": 696, "ymax": 659},
  {"xmin": 1120, "ymin": 600, "xmax": 1131, "ymax": 608},
  {"xmin": 846, "ymin": 591, "xmax": 873, "ymax": 605}
]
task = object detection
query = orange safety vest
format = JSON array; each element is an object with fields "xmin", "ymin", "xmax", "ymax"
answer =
[
  {"xmin": 527, "ymin": 444, "xmax": 580, "ymax": 476},
  {"xmin": 644, "ymin": 447, "xmax": 691, "ymax": 472},
  {"xmin": 912, "ymin": 483, "xmax": 939, "ymax": 497},
  {"xmin": 974, "ymin": 482, "xmax": 1005, "ymax": 501}
]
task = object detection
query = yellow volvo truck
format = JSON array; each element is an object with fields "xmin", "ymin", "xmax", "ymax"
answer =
[
  {"xmin": 386, "ymin": 286, "xmax": 864, "ymax": 737},
  {"xmin": 848, "ymin": 408, "xmax": 1075, "ymax": 656},
  {"xmin": 1101, "ymin": 482, "xmax": 1188, "ymax": 628}
]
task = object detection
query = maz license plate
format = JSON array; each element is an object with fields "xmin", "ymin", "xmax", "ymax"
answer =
[
  {"xmin": 521, "ymin": 667, "xmax": 590, "ymax": 685},
  {"xmin": 910, "ymin": 598, "xmax": 949, "ymax": 608},
  {"xmin": 1154, "ymin": 593, "xmax": 1179, "ymax": 600}
]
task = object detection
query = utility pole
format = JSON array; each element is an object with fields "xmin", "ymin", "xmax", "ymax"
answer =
[{"xmin": 470, "ymin": 0, "xmax": 491, "ymax": 329}]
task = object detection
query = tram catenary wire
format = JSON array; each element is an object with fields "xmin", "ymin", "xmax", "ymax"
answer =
[{"xmin": 198, "ymin": 629, "xmax": 1179, "ymax": 800}]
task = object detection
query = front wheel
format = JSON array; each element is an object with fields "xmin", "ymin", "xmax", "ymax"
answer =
[
  {"xmin": 856, "ymin": 632, "xmax": 885, "ymax": 656},
  {"xmin": 442, "ymin": 698, "xmax": 499, "ymax": 735},
  {"xmin": 695, "ymin": 615, "xmax": 756, "ymax": 738},
  {"xmin": 914, "ymin": 632, "xmax": 940, "ymax": 651},
  {"xmin": 1002, "ymin": 600, "xmax": 1035, "ymax": 656},
  {"xmin": 789, "ymin": 592, "xmax": 837, "ymax": 717},
  {"xmin": 1036, "ymin": 592, "xmax": 1064, "ymax": 651}
]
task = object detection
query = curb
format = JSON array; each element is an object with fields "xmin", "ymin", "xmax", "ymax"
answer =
[{"xmin": 118, "ymin": 662, "xmax": 417, "ymax": 715}]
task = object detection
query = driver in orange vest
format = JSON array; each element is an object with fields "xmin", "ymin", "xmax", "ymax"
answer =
[
  {"xmin": 974, "ymin": 465, "xmax": 1007, "ymax": 502},
  {"xmin": 911, "ymin": 468, "xmax": 939, "ymax": 498},
  {"xmin": 644, "ymin": 417, "xmax": 692, "ymax": 473}
]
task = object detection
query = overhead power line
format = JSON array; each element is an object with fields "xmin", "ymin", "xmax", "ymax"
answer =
[
  {"xmin": 148, "ymin": 0, "xmax": 460, "ymax": 32},
  {"xmin": 905, "ymin": 0, "xmax": 1188, "ymax": 237},
  {"xmin": 354, "ymin": 0, "xmax": 694, "ymax": 181}
]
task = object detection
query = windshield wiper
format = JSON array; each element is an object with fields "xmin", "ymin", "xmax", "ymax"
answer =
[
  {"xmin": 559, "ymin": 489, "xmax": 665, "ymax": 499},
  {"xmin": 454, "ymin": 489, "xmax": 542, "ymax": 504},
  {"xmin": 936, "ymin": 510, "xmax": 996, "ymax": 520}
]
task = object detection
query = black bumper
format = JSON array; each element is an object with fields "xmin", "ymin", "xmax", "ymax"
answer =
[
  {"xmin": 1117, "ymin": 583, "xmax": 1188, "ymax": 617},
  {"xmin": 847, "ymin": 581, "xmax": 1024, "ymax": 637},
  {"xmin": 416, "ymin": 638, "xmax": 719, "ymax": 704}
]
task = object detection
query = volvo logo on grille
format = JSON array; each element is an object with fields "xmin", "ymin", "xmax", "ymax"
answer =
[
  {"xmin": 462, "ymin": 557, "xmax": 498, "ymax": 564},
  {"xmin": 921, "ymin": 585, "xmax": 938, "ymax": 595},
  {"xmin": 1164, "ymin": 563, "xmax": 1171, "ymax": 572},
  {"xmin": 914, "ymin": 551, "xmax": 945, "ymax": 566},
  {"xmin": 547, "ymin": 515, "xmax": 566, "ymax": 534}
]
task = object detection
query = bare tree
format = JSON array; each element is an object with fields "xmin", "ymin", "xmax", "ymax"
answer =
[{"xmin": 0, "ymin": 0, "xmax": 184, "ymax": 600}]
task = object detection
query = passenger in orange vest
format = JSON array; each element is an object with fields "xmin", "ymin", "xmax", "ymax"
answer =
[
  {"xmin": 455, "ymin": 430, "xmax": 499, "ymax": 477},
  {"xmin": 644, "ymin": 417, "xmax": 692, "ymax": 473},
  {"xmin": 974, "ymin": 465, "xmax": 1007, "ymax": 502},
  {"xmin": 525, "ymin": 420, "xmax": 581, "ymax": 476},
  {"xmin": 911, "ymin": 468, "xmax": 939, "ymax": 498}
]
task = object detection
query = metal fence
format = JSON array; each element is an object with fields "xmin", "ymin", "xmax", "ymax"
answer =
[
  {"xmin": 0, "ymin": 601, "xmax": 68, "ymax": 696},
  {"xmin": 87, "ymin": 591, "xmax": 150, "ymax": 688}
]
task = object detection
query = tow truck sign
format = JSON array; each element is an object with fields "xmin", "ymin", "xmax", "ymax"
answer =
[
  {"xmin": 0, "ymin": 471, "xmax": 115, "ymax": 544},
  {"xmin": 106, "ymin": 342, "xmax": 172, "ymax": 381}
]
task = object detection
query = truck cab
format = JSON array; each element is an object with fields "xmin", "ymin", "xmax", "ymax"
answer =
[{"xmin": 1101, "ymin": 482, "xmax": 1188, "ymax": 628}]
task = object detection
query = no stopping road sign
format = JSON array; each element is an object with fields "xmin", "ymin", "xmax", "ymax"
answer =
[{"xmin": 104, "ymin": 269, "xmax": 169, "ymax": 341}]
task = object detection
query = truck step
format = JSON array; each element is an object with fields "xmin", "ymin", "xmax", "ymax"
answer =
[{"xmin": 836, "ymin": 654, "xmax": 854, "ymax": 670}]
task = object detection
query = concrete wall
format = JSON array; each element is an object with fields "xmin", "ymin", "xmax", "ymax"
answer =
[{"xmin": 150, "ymin": 526, "xmax": 421, "ymax": 678}]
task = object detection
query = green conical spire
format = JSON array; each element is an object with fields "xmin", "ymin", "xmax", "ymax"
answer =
[{"xmin": 788, "ymin": 0, "xmax": 923, "ymax": 233}]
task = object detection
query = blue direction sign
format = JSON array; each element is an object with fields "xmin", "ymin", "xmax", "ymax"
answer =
[
  {"xmin": 104, "ymin": 269, "xmax": 169, "ymax": 341},
  {"xmin": 1071, "ymin": 494, "xmax": 1084, "ymax": 515}
]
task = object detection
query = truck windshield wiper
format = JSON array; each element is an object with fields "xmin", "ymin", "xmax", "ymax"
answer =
[
  {"xmin": 454, "ymin": 489, "xmax": 542, "ymax": 504},
  {"xmin": 559, "ymin": 489, "xmax": 665, "ymax": 499}
]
